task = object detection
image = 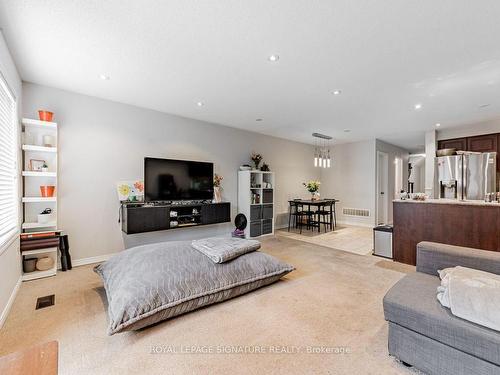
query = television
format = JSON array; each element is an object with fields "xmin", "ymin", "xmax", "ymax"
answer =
[{"xmin": 144, "ymin": 158, "xmax": 214, "ymax": 201}]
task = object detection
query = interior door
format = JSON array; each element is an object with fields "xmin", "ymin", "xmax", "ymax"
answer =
[{"xmin": 377, "ymin": 151, "xmax": 388, "ymax": 225}]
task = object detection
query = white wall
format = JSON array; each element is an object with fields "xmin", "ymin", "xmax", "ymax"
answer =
[
  {"xmin": 375, "ymin": 140, "xmax": 409, "ymax": 224},
  {"xmin": 374, "ymin": 139, "xmax": 409, "ymax": 223},
  {"xmin": 408, "ymin": 155, "xmax": 425, "ymax": 193},
  {"xmin": 0, "ymin": 32, "xmax": 22, "ymax": 328},
  {"xmin": 425, "ymin": 130, "xmax": 437, "ymax": 197},
  {"xmin": 22, "ymin": 83, "xmax": 319, "ymax": 261},
  {"xmin": 320, "ymin": 140, "xmax": 376, "ymax": 227},
  {"xmin": 319, "ymin": 139, "xmax": 409, "ymax": 227},
  {"xmin": 437, "ymin": 118, "xmax": 500, "ymax": 140}
]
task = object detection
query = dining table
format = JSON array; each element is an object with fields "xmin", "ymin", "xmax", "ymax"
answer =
[{"xmin": 288, "ymin": 198, "xmax": 339, "ymax": 233}]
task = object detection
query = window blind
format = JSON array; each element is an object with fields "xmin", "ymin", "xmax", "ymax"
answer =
[{"xmin": 0, "ymin": 73, "xmax": 18, "ymax": 249}]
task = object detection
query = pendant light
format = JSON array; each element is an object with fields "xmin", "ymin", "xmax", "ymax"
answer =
[
  {"xmin": 312, "ymin": 133, "xmax": 332, "ymax": 168},
  {"xmin": 314, "ymin": 138, "xmax": 318, "ymax": 167}
]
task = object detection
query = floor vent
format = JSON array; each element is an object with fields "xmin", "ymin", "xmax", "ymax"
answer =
[
  {"xmin": 342, "ymin": 208, "xmax": 370, "ymax": 217},
  {"xmin": 36, "ymin": 294, "xmax": 55, "ymax": 310}
]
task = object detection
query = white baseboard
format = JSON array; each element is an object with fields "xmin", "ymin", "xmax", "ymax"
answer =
[
  {"xmin": 71, "ymin": 253, "xmax": 115, "ymax": 267},
  {"xmin": 336, "ymin": 220, "xmax": 375, "ymax": 228},
  {"xmin": 275, "ymin": 219, "xmax": 374, "ymax": 230},
  {"xmin": 0, "ymin": 276, "xmax": 22, "ymax": 329}
]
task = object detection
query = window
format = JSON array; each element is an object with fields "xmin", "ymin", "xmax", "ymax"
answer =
[{"xmin": 0, "ymin": 73, "xmax": 18, "ymax": 250}]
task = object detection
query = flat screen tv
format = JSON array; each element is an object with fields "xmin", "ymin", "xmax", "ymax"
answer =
[{"xmin": 144, "ymin": 158, "xmax": 214, "ymax": 201}]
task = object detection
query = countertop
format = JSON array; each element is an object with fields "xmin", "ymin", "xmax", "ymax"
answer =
[{"xmin": 393, "ymin": 198, "xmax": 500, "ymax": 207}]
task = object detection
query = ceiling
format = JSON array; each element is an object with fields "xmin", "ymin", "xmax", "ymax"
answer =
[{"xmin": 1, "ymin": 1, "xmax": 500, "ymax": 152}]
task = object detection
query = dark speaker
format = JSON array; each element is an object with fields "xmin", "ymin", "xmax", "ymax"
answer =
[{"xmin": 59, "ymin": 235, "xmax": 72, "ymax": 271}]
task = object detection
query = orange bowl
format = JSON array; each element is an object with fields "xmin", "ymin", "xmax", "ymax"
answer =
[
  {"xmin": 40, "ymin": 185, "xmax": 56, "ymax": 197},
  {"xmin": 38, "ymin": 110, "xmax": 54, "ymax": 122}
]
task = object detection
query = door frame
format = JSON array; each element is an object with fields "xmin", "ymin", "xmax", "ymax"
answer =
[{"xmin": 376, "ymin": 151, "xmax": 389, "ymax": 225}]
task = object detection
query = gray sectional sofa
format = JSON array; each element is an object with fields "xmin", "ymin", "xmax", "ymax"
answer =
[{"xmin": 383, "ymin": 241, "xmax": 500, "ymax": 375}]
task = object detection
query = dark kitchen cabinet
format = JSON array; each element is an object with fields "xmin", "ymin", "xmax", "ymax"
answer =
[
  {"xmin": 439, "ymin": 132, "xmax": 500, "ymax": 174},
  {"xmin": 437, "ymin": 138, "xmax": 467, "ymax": 151},
  {"xmin": 467, "ymin": 134, "xmax": 498, "ymax": 153}
]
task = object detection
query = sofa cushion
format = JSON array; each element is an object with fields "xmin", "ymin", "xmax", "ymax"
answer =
[{"xmin": 384, "ymin": 272, "xmax": 500, "ymax": 366}]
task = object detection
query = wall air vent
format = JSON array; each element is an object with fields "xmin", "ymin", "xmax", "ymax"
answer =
[{"xmin": 342, "ymin": 208, "xmax": 370, "ymax": 217}]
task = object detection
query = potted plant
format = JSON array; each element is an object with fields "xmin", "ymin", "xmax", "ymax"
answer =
[
  {"xmin": 303, "ymin": 180, "xmax": 321, "ymax": 200},
  {"xmin": 41, "ymin": 162, "xmax": 49, "ymax": 172},
  {"xmin": 251, "ymin": 152, "xmax": 263, "ymax": 170},
  {"xmin": 213, "ymin": 173, "xmax": 223, "ymax": 203}
]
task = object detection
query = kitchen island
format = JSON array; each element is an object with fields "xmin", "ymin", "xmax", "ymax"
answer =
[{"xmin": 393, "ymin": 199, "xmax": 500, "ymax": 265}]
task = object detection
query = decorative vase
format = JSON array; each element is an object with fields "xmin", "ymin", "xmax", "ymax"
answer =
[
  {"xmin": 40, "ymin": 185, "xmax": 56, "ymax": 197},
  {"xmin": 38, "ymin": 110, "xmax": 54, "ymax": 122},
  {"xmin": 213, "ymin": 186, "xmax": 222, "ymax": 203},
  {"xmin": 311, "ymin": 191, "xmax": 320, "ymax": 201}
]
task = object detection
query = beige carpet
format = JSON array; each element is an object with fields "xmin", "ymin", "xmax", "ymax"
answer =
[
  {"xmin": 277, "ymin": 225, "xmax": 374, "ymax": 255},
  {"xmin": 0, "ymin": 236, "xmax": 416, "ymax": 375}
]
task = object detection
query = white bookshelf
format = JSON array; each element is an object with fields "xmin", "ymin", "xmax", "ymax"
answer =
[
  {"xmin": 22, "ymin": 145, "xmax": 57, "ymax": 153},
  {"xmin": 22, "ymin": 171, "xmax": 57, "ymax": 177},
  {"xmin": 238, "ymin": 170, "xmax": 275, "ymax": 238},
  {"xmin": 22, "ymin": 118, "xmax": 57, "ymax": 129},
  {"xmin": 22, "ymin": 222, "xmax": 57, "ymax": 230},
  {"xmin": 21, "ymin": 118, "xmax": 59, "ymax": 281},
  {"xmin": 22, "ymin": 197, "xmax": 57, "ymax": 203},
  {"xmin": 20, "ymin": 246, "xmax": 58, "ymax": 281}
]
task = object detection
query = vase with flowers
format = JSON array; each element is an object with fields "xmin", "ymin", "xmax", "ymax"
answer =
[
  {"xmin": 213, "ymin": 173, "xmax": 223, "ymax": 203},
  {"xmin": 251, "ymin": 152, "xmax": 263, "ymax": 170},
  {"xmin": 303, "ymin": 180, "xmax": 321, "ymax": 200}
]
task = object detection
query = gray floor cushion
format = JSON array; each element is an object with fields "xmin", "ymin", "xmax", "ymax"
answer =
[
  {"xmin": 383, "ymin": 272, "xmax": 500, "ymax": 365},
  {"xmin": 94, "ymin": 240, "xmax": 294, "ymax": 335}
]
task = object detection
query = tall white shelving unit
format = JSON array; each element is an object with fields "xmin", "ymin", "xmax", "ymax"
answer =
[
  {"xmin": 238, "ymin": 170, "xmax": 275, "ymax": 238},
  {"xmin": 20, "ymin": 118, "xmax": 59, "ymax": 281}
]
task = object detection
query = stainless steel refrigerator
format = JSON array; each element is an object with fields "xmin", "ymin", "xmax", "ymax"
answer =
[{"xmin": 435, "ymin": 152, "xmax": 496, "ymax": 200}]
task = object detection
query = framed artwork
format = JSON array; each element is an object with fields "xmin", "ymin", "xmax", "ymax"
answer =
[
  {"xmin": 116, "ymin": 180, "xmax": 144, "ymax": 202},
  {"xmin": 29, "ymin": 159, "xmax": 46, "ymax": 171}
]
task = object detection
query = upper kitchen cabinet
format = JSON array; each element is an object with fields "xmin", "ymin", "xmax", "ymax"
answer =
[
  {"xmin": 437, "ymin": 138, "xmax": 467, "ymax": 151},
  {"xmin": 438, "ymin": 132, "xmax": 500, "ymax": 173},
  {"xmin": 467, "ymin": 134, "xmax": 498, "ymax": 153}
]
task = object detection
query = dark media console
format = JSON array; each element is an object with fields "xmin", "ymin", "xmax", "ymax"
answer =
[{"xmin": 121, "ymin": 201, "xmax": 231, "ymax": 234}]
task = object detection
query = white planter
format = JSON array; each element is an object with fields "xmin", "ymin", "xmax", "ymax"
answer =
[{"xmin": 37, "ymin": 214, "xmax": 52, "ymax": 224}]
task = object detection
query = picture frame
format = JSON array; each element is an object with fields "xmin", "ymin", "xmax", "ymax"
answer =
[
  {"xmin": 29, "ymin": 159, "xmax": 46, "ymax": 172},
  {"xmin": 116, "ymin": 180, "xmax": 144, "ymax": 202}
]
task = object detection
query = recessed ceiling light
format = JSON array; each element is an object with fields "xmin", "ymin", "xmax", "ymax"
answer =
[
  {"xmin": 99, "ymin": 74, "xmax": 110, "ymax": 80},
  {"xmin": 268, "ymin": 54, "xmax": 279, "ymax": 62},
  {"xmin": 256, "ymin": 118, "xmax": 263, "ymax": 122},
  {"xmin": 414, "ymin": 103, "xmax": 422, "ymax": 110},
  {"xmin": 332, "ymin": 90, "xmax": 342, "ymax": 95},
  {"xmin": 343, "ymin": 129, "xmax": 351, "ymax": 133},
  {"xmin": 435, "ymin": 123, "xmax": 441, "ymax": 127},
  {"xmin": 196, "ymin": 101, "xmax": 204, "ymax": 107}
]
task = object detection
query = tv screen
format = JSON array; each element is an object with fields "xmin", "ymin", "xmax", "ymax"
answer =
[{"xmin": 144, "ymin": 158, "xmax": 214, "ymax": 201}]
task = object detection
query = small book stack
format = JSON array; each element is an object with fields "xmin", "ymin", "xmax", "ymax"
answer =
[
  {"xmin": 231, "ymin": 228, "xmax": 245, "ymax": 239},
  {"xmin": 20, "ymin": 230, "xmax": 62, "ymax": 251}
]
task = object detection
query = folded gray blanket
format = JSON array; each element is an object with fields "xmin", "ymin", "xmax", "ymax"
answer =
[{"xmin": 191, "ymin": 237, "xmax": 261, "ymax": 263}]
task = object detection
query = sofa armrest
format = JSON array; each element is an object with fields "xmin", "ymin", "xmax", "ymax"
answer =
[{"xmin": 416, "ymin": 241, "xmax": 500, "ymax": 276}]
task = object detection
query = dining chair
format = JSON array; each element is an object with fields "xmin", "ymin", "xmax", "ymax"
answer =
[
  {"xmin": 288, "ymin": 200, "xmax": 302, "ymax": 231},
  {"xmin": 316, "ymin": 199, "xmax": 335, "ymax": 232},
  {"xmin": 300, "ymin": 202, "xmax": 317, "ymax": 233}
]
